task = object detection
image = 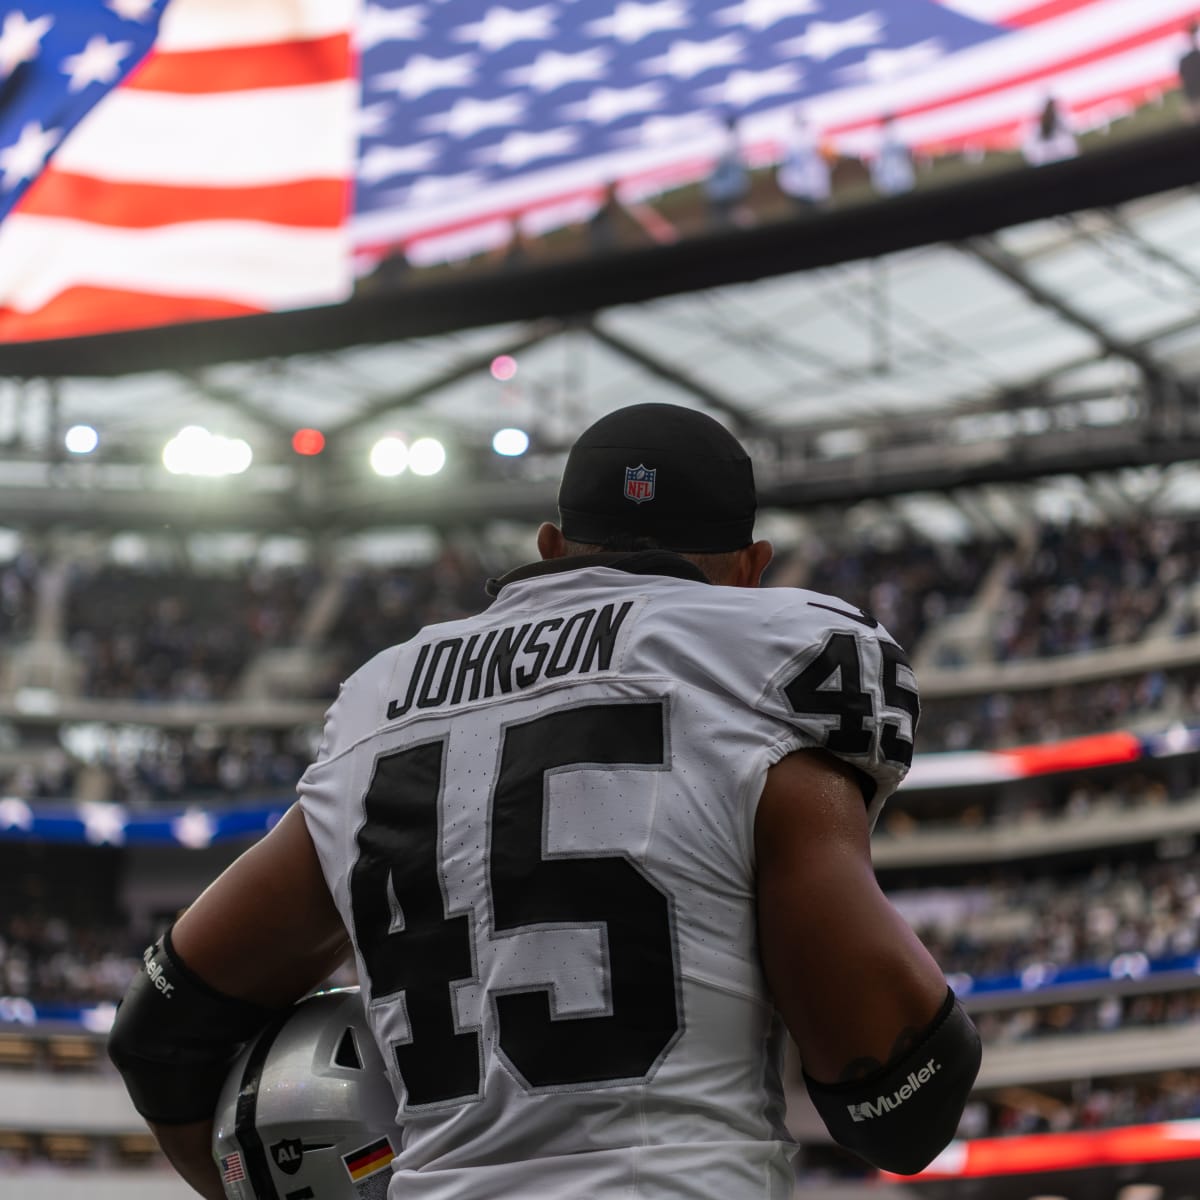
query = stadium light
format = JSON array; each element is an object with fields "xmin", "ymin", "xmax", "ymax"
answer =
[
  {"xmin": 370, "ymin": 436, "xmax": 409, "ymax": 477},
  {"xmin": 409, "ymin": 437, "xmax": 446, "ymax": 477},
  {"xmin": 490, "ymin": 355, "xmax": 518, "ymax": 381},
  {"xmin": 292, "ymin": 428, "xmax": 325, "ymax": 456},
  {"xmin": 162, "ymin": 426, "xmax": 253, "ymax": 477},
  {"xmin": 64, "ymin": 425, "xmax": 99, "ymax": 455},
  {"xmin": 492, "ymin": 428, "xmax": 529, "ymax": 457}
]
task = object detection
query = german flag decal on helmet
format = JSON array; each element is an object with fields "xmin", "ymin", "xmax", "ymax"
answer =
[{"xmin": 342, "ymin": 1136, "xmax": 393, "ymax": 1182}]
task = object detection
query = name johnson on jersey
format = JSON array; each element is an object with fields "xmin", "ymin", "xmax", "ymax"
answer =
[{"xmin": 386, "ymin": 600, "xmax": 634, "ymax": 719}]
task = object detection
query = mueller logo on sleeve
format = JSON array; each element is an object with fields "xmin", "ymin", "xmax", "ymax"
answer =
[
  {"xmin": 847, "ymin": 1059, "xmax": 940, "ymax": 1122},
  {"xmin": 143, "ymin": 946, "xmax": 174, "ymax": 998}
]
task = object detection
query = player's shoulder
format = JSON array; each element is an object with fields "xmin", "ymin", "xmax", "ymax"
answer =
[
  {"xmin": 317, "ymin": 613, "xmax": 486, "ymax": 756},
  {"xmin": 649, "ymin": 581, "xmax": 898, "ymax": 650}
]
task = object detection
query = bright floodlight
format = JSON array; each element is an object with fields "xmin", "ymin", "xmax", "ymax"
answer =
[
  {"xmin": 221, "ymin": 437, "xmax": 253, "ymax": 476},
  {"xmin": 65, "ymin": 425, "xmax": 99, "ymax": 455},
  {"xmin": 492, "ymin": 427, "xmax": 529, "ymax": 457},
  {"xmin": 490, "ymin": 355, "xmax": 518, "ymax": 381},
  {"xmin": 370, "ymin": 436, "xmax": 409, "ymax": 477},
  {"xmin": 409, "ymin": 437, "xmax": 446, "ymax": 477},
  {"xmin": 162, "ymin": 426, "xmax": 253, "ymax": 477}
]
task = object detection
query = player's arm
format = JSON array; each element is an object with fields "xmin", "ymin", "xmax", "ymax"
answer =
[
  {"xmin": 755, "ymin": 748, "xmax": 980, "ymax": 1176},
  {"xmin": 107, "ymin": 804, "xmax": 350, "ymax": 1199}
]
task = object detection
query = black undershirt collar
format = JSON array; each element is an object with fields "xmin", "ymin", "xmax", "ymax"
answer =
[{"xmin": 486, "ymin": 550, "xmax": 710, "ymax": 597}]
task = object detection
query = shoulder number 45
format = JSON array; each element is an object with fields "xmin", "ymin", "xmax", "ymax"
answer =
[{"xmin": 783, "ymin": 632, "xmax": 919, "ymax": 768}]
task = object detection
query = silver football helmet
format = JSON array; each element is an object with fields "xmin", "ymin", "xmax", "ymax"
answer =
[{"xmin": 212, "ymin": 987, "xmax": 401, "ymax": 1200}]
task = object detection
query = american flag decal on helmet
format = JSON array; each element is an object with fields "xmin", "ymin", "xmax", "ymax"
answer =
[
  {"xmin": 624, "ymin": 465, "xmax": 656, "ymax": 504},
  {"xmin": 220, "ymin": 1152, "xmax": 246, "ymax": 1184}
]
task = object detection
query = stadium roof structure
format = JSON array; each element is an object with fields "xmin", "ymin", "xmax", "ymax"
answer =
[{"xmin": 2, "ymin": 176, "xmax": 1200, "ymax": 534}]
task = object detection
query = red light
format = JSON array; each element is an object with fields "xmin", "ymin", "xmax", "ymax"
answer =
[
  {"xmin": 490, "ymin": 355, "xmax": 518, "ymax": 382},
  {"xmin": 292, "ymin": 428, "xmax": 325, "ymax": 456}
]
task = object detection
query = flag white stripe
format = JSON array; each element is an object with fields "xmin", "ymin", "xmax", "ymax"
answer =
[
  {"xmin": 836, "ymin": 0, "xmax": 1194, "ymax": 123},
  {"xmin": 935, "ymin": 0, "xmax": 1055, "ymax": 22},
  {"xmin": 0, "ymin": 216, "xmax": 352, "ymax": 311},
  {"xmin": 156, "ymin": 0, "xmax": 355, "ymax": 52},
  {"xmin": 52, "ymin": 81, "xmax": 357, "ymax": 187},
  {"xmin": 843, "ymin": 37, "xmax": 1181, "ymax": 152}
]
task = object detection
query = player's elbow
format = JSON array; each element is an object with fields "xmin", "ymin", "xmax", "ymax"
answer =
[
  {"xmin": 857, "ymin": 1109, "xmax": 963, "ymax": 1176},
  {"xmin": 804, "ymin": 990, "xmax": 982, "ymax": 1178}
]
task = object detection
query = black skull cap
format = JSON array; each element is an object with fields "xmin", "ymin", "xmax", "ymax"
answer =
[{"xmin": 557, "ymin": 402, "xmax": 757, "ymax": 553}]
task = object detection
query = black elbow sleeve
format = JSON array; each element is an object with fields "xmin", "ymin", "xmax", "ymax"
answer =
[
  {"xmin": 803, "ymin": 988, "xmax": 982, "ymax": 1176},
  {"xmin": 108, "ymin": 930, "xmax": 277, "ymax": 1125}
]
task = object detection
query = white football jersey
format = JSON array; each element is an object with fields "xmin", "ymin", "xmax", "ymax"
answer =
[{"xmin": 298, "ymin": 557, "xmax": 917, "ymax": 1200}]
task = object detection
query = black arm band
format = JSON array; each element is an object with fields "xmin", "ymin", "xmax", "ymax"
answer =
[
  {"xmin": 107, "ymin": 928, "xmax": 279, "ymax": 1125},
  {"xmin": 803, "ymin": 988, "xmax": 982, "ymax": 1176}
]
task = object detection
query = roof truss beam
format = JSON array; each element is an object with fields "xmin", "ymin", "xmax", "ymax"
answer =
[
  {"xmin": 961, "ymin": 236, "xmax": 1197, "ymax": 401},
  {"xmin": 586, "ymin": 319, "xmax": 757, "ymax": 427},
  {"xmin": 332, "ymin": 320, "xmax": 564, "ymax": 436}
]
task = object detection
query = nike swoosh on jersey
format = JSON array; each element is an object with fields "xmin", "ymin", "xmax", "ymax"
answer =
[{"xmin": 807, "ymin": 601, "xmax": 880, "ymax": 629}]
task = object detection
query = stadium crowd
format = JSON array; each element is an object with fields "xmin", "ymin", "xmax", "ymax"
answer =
[
  {"xmin": 64, "ymin": 561, "xmax": 316, "ymax": 702},
  {"xmin": 973, "ymin": 989, "xmax": 1200, "ymax": 1045},
  {"xmin": 992, "ymin": 518, "xmax": 1200, "ymax": 662},
  {"xmin": 791, "ymin": 529, "xmax": 1007, "ymax": 662},
  {"xmin": 0, "ymin": 728, "xmax": 316, "ymax": 807},
  {"xmin": 918, "ymin": 670, "xmax": 1182, "ymax": 751},
  {"xmin": 966, "ymin": 1071, "xmax": 1200, "ymax": 1138},
  {"xmin": 10, "ymin": 513, "xmax": 1193, "ymax": 707},
  {"xmin": 0, "ymin": 913, "xmax": 141, "ymax": 1009},
  {"xmin": 897, "ymin": 855, "xmax": 1200, "ymax": 979},
  {"xmin": 881, "ymin": 768, "xmax": 1197, "ymax": 835},
  {"xmin": 6, "ymin": 851, "xmax": 1199, "ymax": 1013}
]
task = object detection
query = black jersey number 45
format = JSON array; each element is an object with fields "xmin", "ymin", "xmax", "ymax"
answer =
[
  {"xmin": 348, "ymin": 700, "xmax": 680, "ymax": 1110},
  {"xmin": 783, "ymin": 632, "xmax": 919, "ymax": 767}
]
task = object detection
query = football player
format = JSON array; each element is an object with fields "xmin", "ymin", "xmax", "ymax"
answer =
[{"xmin": 110, "ymin": 402, "xmax": 980, "ymax": 1199}]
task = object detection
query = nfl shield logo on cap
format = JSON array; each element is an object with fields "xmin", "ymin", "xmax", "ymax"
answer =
[{"xmin": 624, "ymin": 464, "xmax": 656, "ymax": 504}]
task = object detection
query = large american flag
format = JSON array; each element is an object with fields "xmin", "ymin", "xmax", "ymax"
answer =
[{"xmin": 0, "ymin": 0, "xmax": 1195, "ymax": 343}]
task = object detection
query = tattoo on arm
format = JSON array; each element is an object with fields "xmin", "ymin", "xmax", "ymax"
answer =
[{"xmin": 835, "ymin": 1025, "xmax": 924, "ymax": 1083}]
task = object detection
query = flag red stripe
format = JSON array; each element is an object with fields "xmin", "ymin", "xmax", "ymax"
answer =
[
  {"xmin": 19, "ymin": 170, "xmax": 349, "ymax": 229},
  {"xmin": 350, "ymin": 1146, "xmax": 393, "ymax": 1169},
  {"xmin": 124, "ymin": 33, "xmax": 352, "ymax": 94},
  {"xmin": 345, "ymin": 1138, "xmax": 393, "ymax": 1170},
  {"xmin": 0, "ymin": 288, "xmax": 262, "ymax": 342},
  {"xmin": 1001, "ymin": 0, "xmax": 1104, "ymax": 28},
  {"xmin": 834, "ymin": 16, "xmax": 1186, "ymax": 136},
  {"xmin": 915, "ymin": 71, "xmax": 1176, "ymax": 151}
]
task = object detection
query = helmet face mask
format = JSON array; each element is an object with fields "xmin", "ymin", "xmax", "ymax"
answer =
[{"xmin": 212, "ymin": 988, "xmax": 400, "ymax": 1200}]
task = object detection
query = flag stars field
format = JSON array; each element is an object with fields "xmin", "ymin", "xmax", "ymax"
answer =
[
  {"xmin": 505, "ymin": 47, "xmax": 610, "ymax": 93},
  {"xmin": 359, "ymin": 3, "xmax": 427, "ymax": 50},
  {"xmin": 584, "ymin": 1, "xmax": 689, "ymax": 44},
  {"xmin": 105, "ymin": 0, "xmax": 157, "ymax": 20},
  {"xmin": 714, "ymin": 0, "xmax": 821, "ymax": 33},
  {"xmin": 0, "ymin": 10, "xmax": 53, "ymax": 74},
  {"xmin": 62, "ymin": 34, "xmax": 132, "ymax": 92},
  {"xmin": 0, "ymin": 120, "xmax": 59, "ymax": 190},
  {"xmin": 375, "ymin": 51, "xmax": 477, "ymax": 99},
  {"xmin": 452, "ymin": 5, "xmax": 558, "ymax": 53}
]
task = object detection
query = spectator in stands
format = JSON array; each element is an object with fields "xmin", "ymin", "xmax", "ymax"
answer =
[
  {"xmin": 0, "ymin": 550, "xmax": 37, "ymax": 643},
  {"xmin": 705, "ymin": 113, "xmax": 751, "ymax": 227},
  {"xmin": 1022, "ymin": 96, "xmax": 1079, "ymax": 166},
  {"xmin": 587, "ymin": 182, "xmax": 655, "ymax": 251},
  {"xmin": 1182, "ymin": 22, "xmax": 1200, "ymax": 121},
  {"xmin": 777, "ymin": 110, "xmax": 832, "ymax": 210},
  {"xmin": 870, "ymin": 115, "xmax": 916, "ymax": 196}
]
